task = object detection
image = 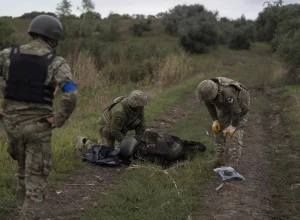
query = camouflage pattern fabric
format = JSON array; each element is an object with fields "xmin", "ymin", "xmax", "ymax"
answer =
[
  {"xmin": 214, "ymin": 109, "xmax": 249, "ymax": 163},
  {"xmin": 127, "ymin": 90, "xmax": 148, "ymax": 107},
  {"xmin": 98, "ymin": 97, "xmax": 146, "ymax": 147},
  {"xmin": 0, "ymin": 39, "xmax": 77, "ymax": 219}
]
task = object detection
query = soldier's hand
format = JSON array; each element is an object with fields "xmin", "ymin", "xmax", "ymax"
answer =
[
  {"xmin": 212, "ymin": 120, "xmax": 221, "ymax": 133},
  {"xmin": 224, "ymin": 125, "xmax": 236, "ymax": 137}
]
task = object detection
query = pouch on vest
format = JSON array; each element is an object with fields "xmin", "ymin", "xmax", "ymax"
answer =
[{"xmin": 5, "ymin": 46, "xmax": 56, "ymax": 105}]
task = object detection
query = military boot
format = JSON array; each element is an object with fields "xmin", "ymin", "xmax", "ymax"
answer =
[
  {"xmin": 75, "ymin": 136, "xmax": 87, "ymax": 152},
  {"xmin": 208, "ymin": 153, "xmax": 226, "ymax": 168}
]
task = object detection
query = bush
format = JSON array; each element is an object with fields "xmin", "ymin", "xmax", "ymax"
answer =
[
  {"xmin": 129, "ymin": 19, "xmax": 152, "ymax": 36},
  {"xmin": 0, "ymin": 19, "xmax": 15, "ymax": 50},
  {"xmin": 275, "ymin": 29, "xmax": 300, "ymax": 81},
  {"xmin": 178, "ymin": 14, "xmax": 219, "ymax": 54},
  {"xmin": 228, "ymin": 29, "xmax": 251, "ymax": 50},
  {"xmin": 162, "ymin": 4, "xmax": 206, "ymax": 35}
]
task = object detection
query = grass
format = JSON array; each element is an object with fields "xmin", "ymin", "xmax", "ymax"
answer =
[
  {"xmin": 82, "ymin": 43, "xmax": 275, "ymax": 219},
  {"xmin": 270, "ymin": 85, "xmax": 300, "ymax": 218},
  {"xmin": 83, "ymin": 107, "xmax": 214, "ymax": 220},
  {"xmin": 0, "ymin": 40, "xmax": 276, "ymax": 219}
]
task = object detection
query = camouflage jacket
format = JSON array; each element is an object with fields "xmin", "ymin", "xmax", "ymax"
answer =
[
  {"xmin": 0, "ymin": 39, "xmax": 77, "ymax": 127},
  {"xmin": 98, "ymin": 97, "xmax": 146, "ymax": 142},
  {"xmin": 205, "ymin": 77, "xmax": 250, "ymax": 127}
]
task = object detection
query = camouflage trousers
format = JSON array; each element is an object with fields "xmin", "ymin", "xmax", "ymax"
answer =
[
  {"xmin": 98, "ymin": 124, "xmax": 116, "ymax": 148},
  {"xmin": 4, "ymin": 119, "xmax": 52, "ymax": 220},
  {"xmin": 214, "ymin": 111, "xmax": 249, "ymax": 163}
]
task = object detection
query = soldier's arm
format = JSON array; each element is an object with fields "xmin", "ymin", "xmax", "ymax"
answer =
[
  {"xmin": 205, "ymin": 101, "xmax": 218, "ymax": 121},
  {"xmin": 223, "ymin": 86, "xmax": 241, "ymax": 127},
  {"xmin": 110, "ymin": 111, "xmax": 127, "ymax": 142},
  {"xmin": 53, "ymin": 59, "xmax": 78, "ymax": 128},
  {"xmin": 135, "ymin": 111, "xmax": 146, "ymax": 135}
]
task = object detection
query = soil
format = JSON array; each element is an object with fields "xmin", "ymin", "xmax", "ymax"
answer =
[
  {"xmin": 6, "ymin": 92, "xmax": 199, "ymax": 220},
  {"xmin": 6, "ymin": 87, "xmax": 299, "ymax": 220},
  {"xmin": 195, "ymin": 87, "xmax": 298, "ymax": 220}
]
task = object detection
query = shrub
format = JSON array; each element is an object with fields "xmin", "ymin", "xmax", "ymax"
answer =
[
  {"xmin": 0, "ymin": 19, "xmax": 15, "ymax": 50},
  {"xmin": 178, "ymin": 14, "xmax": 219, "ymax": 54},
  {"xmin": 162, "ymin": 4, "xmax": 206, "ymax": 35},
  {"xmin": 228, "ymin": 29, "xmax": 251, "ymax": 50},
  {"xmin": 129, "ymin": 19, "xmax": 152, "ymax": 36}
]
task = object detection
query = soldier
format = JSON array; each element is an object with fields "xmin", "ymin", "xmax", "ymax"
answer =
[
  {"xmin": 97, "ymin": 90, "xmax": 148, "ymax": 148},
  {"xmin": 196, "ymin": 77, "xmax": 250, "ymax": 166},
  {"xmin": 119, "ymin": 130, "xmax": 206, "ymax": 164},
  {"xmin": 0, "ymin": 15, "xmax": 77, "ymax": 219}
]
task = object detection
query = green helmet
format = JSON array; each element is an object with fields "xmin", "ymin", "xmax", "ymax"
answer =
[
  {"xmin": 196, "ymin": 80, "xmax": 218, "ymax": 101},
  {"xmin": 128, "ymin": 90, "xmax": 148, "ymax": 107},
  {"xmin": 28, "ymin": 15, "xmax": 63, "ymax": 41}
]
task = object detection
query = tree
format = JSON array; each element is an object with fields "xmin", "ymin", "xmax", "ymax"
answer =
[
  {"xmin": 80, "ymin": 11, "xmax": 101, "ymax": 19},
  {"xmin": 81, "ymin": 0, "xmax": 95, "ymax": 12},
  {"xmin": 19, "ymin": 11, "xmax": 57, "ymax": 19},
  {"xmin": 162, "ymin": 4, "xmax": 206, "ymax": 35},
  {"xmin": 129, "ymin": 19, "xmax": 152, "ymax": 36},
  {"xmin": 0, "ymin": 18, "xmax": 15, "ymax": 50},
  {"xmin": 178, "ymin": 13, "xmax": 219, "ymax": 54},
  {"xmin": 56, "ymin": 0, "xmax": 72, "ymax": 18}
]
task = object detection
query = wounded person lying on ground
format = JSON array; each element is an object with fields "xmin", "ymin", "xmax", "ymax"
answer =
[{"xmin": 80, "ymin": 131, "xmax": 206, "ymax": 166}]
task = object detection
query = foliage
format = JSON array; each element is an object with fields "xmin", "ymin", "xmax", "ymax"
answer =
[
  {"xmin": 56, "ymin": 0, "xmax": 72, "ymax": 19},
  {"xmin": 129, "ymin": 19, "xmax": 152, "ymax": 36},
  {"xmin": 0, "ymin": 19, "xmax": 15, "ymax": 50},
  {"xmin": 99, "ymin": 18, "xmax": 121, "ymax": 42},
  {"xmin": 79, "ymin": 11, "xmax": 101, "ymax": 19},
  {"xmin": 161, "ymin": 4, "xmax": 206, "ymax": 35},
  {"xmin": 19, "ymin": 11, "xmax": 57, "ymax": 19},
  {"xmin": 178, "ymin": 13, "xmax": 219, "ymax": 54},
  {"xmin": 228, "ymin": 29, "xmax": 251, "ymax": 50}
]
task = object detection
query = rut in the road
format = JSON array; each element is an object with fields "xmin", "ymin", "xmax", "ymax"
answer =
[
  {"xmin": 195, "ymin": 87, "xmax": 288, "ymax": 220},
  {"xmin": 6, "ymin": 92, "xmax": 199, "ymax": 220}
]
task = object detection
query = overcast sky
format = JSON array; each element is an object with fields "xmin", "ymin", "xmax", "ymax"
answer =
[{"xmin": 0, "ymin": 0, "xmax": 299, "ymax": 20}]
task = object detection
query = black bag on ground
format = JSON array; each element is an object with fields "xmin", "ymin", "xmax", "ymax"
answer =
[{"xmin": 82, "ymin": 144, "xmax": 130, "ymax": 166}]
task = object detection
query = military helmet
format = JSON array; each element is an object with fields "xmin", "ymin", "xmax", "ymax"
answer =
[
  {"xmin": 196, "ymin": 80, "xmax": 218, "ymax": 101},
  {"xmin": 128, "ymin": 90, "xmax": 148, "ymax": 107},
  {"xmin": 119, "ymin": 136, "xmax": 139, "ymax": 158},
  {"xmin": 28, "ymin": 15, "xmax": 63, "ymax": 41}
]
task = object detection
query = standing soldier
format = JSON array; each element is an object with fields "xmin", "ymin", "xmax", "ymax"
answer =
[
  {"xmin": 97, "ymin": 90, "xmax": 148, "ymax": 148},
  {"xmin": 0, "ymin": 15, "xmax": 77, "ymax": 219},
  {"xmin": 196, "ymin": 77, "xmax": 250, "ymax": 166}
]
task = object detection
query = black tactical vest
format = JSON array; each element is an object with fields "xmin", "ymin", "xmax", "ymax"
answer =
[{"xmin": 5, "ymin": 46, "xmax": 56, "ymax": 105}]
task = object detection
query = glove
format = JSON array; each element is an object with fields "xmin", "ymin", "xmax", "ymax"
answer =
[
  {"xmin": 212, "ymin": 120, "xmax": 221, "ymax": 133},
  {"xmin": 224, "ymin": 125, "xmax": 236, "ymax": 137}
]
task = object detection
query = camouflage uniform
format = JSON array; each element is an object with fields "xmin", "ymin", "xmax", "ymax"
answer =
[
  {"xmin": 98, "ymin": 90, "xmax": 147, "ymax": 147},
  {"xmin": 199, "ymin": 77, "xmax": 250, "ymax": 163},
  {"xmin": 119, "ymin": 131, "xmax": 206, "ymax": 163},
  {"xmin": 0, "ymin": 39, "xmax": 77, "ymax": 219}
]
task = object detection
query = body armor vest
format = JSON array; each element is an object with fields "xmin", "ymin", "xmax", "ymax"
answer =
[
  {"xmin": 102, "ymin": 96, "xmax": 141, "ymax": 128},
  {"xmin": 5, "ymin": 46, "xmax": 56, "ymax": 105},
  {"xmin": 210, "ymin": 77, "xmax": 249, "ymax": 104}
]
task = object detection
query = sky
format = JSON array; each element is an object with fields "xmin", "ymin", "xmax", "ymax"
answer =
[{"xmin": 0, "ymin": 0, "xmax": 299, "ymax": 20}]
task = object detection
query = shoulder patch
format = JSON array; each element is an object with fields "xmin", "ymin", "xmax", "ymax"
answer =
[
  {"xmin": 226, "ymin": 97, "xmax": 234, "ymax": 104},
  {"xmin": 115, "ymin": 117, "xmax": 124, "ymax": 126}
]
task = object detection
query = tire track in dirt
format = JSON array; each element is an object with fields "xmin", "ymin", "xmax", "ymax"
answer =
[
  {"xmin": 6, "ymin": 91, "xmax": 199, "ymax": 220},
  {"xmin": 195, "ymin": 87, "xmax": 289, "ymax": 220}
]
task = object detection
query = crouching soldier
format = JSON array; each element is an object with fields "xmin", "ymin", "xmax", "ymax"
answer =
[
  {"xmin": 119, "ymin": 130, "xmax": 206, "ymax": 164},
  {"xmin": 196, "ymin": 77, "xmax": 250, "ymax": 166},
  {"xmin": 97, "ymin": 90, "xmax": 148, "ymax": 148}
]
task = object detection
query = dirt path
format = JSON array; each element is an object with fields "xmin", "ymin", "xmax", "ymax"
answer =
[
  {"xmin": 195, "ymin": 87, "xmax": 293, "ymax": 220},
  {"xmin": 6, "ymin": 92, "xmax": 198, "ymax": 220},
  {"xmin": 7, "ymin": 86, "xmax": 296, "ymax": 220}
]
